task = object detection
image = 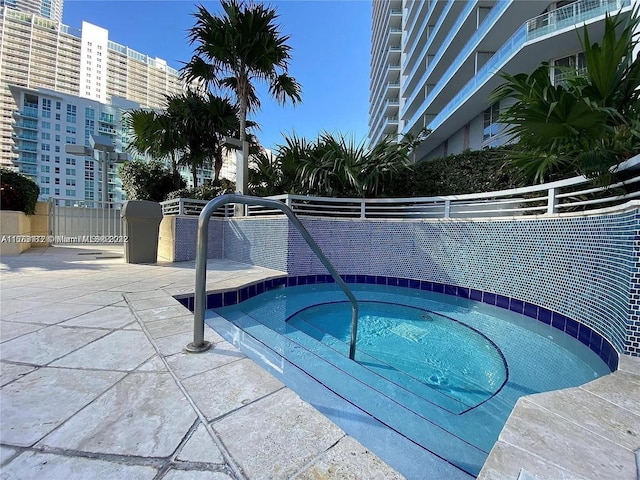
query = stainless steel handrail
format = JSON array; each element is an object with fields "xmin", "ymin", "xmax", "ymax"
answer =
[{"xmin": 186, "ymin": 194, "xmax": 360, "ymax": 360}]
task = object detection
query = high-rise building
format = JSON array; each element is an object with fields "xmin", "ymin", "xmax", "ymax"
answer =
[
  {"xmin": 10, "ymin": 84, "xmax": 137, "ymax": 203},
  {"xmin": 369, "ymin": 0, "xmax": 634, "ymax": 161},
  {"xmin": 0, "ymin": 7, "xmax": 184, "ymax": 169},
  {"xmin": 0, "ymin": 0, "xmax": 63, "ymax": 23}
]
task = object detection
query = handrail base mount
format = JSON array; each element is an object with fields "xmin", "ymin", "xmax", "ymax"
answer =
[{"xmin": 185, "ymin": 341, "xmax": 212, "ymax": 353}]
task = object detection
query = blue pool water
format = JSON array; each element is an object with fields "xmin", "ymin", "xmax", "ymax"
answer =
[{"xmin": 208, "ymin": 283, "xmax": 610, "ymax": 478}]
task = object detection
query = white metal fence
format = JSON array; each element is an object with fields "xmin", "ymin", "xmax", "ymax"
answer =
[
  {"xmin": 160, "ymin": 157, "xmax": 640, "ymax": 220},
  {"xmin": 48, "ymin": 198, "xmax": 126, "ymax": 244}
]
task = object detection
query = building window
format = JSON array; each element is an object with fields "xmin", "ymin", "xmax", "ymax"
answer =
[
  {"xmin": 41, "ymin": 154, "xmax": 50, "ymax": 162},
  {"xmin": 66, "ymin": 105, "xmax": 77, "ymax": 123},
  {"xmin": 55, "ymin": 189, "xmax": 60, "ymax": 195},
  {"xmin": 552, "ymin": 52, "xmax": 586, "ymax": 85},
  {"xmin": 483, "ymin": 102, "xmax": 500, "ymax": 143},
  {"xmin": 41, "ymin": 187, "xmax": 50, "ymax": 195},
  {"xmin": 55, "ymin": 124, "xmax": 61, "ymax": 131},
  {"xmin": 42, "ymin": 121, "xmax": 50, "ymax": 129},
  {"xmin": 66, "ymin": 168, "xmax": 76, "ymax": 176},
  {"xmin": 55, "ymin": 146, "xmax": 60, "ymax": 153},
  {"xmin": 55, "ymin": 135, "xmax": 60, "ymax": 142},
  {"xmin": 41, "ymin": 144, "xmax": 50, "ymax": 151},
  {"xmin": 55, "ymin": 101, "xmax": 61, "ymax": 110},
  {"xmin": 55, "ymin": 167, "xmax": 60, "ymax": 174},
  {"xmin": 41, "ymin": 166, "xmax": 50, "ymax": 173},
  {"xmin": 42, "ymin": 98, "xmax": 51, "ymax": 112},
  {"xmin": 55, "ymin": 178, "xmax": 60, "ymax": 185},
  {"xmin": 66, "ymin": 158, "xmax": 76, "ymax": 165},
  {"xmin": 41, "ymin": 176, "xmax": 50, "ymax": 183},
  {"xmin": 66, "ymin": 189, "xmax": 76, "ymax": 197},
  {"xmin": 66, "ymin": 126, "xmax": 76, "ymax": 134},
  {"xmin": 41, "ymin": 132, "xmax": 50, "ymax": 140},
  {"xmin": 66, "ymin": 137, "xmax": 76, "ymax": 145},
  {"xmin": 65, "ymin": 179, "xmax": 76, "ymax": 186}
]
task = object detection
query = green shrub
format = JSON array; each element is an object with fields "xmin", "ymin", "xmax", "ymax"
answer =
[
  {"xmin": 118, "ymin": 160, "xmax": 184, "ymax": 202},
  {"xmin": 0, "ymin": 168, "xmax": 40, "ymax": 215},
  {"xmin": 384, "ymin": 147, "xmax": 524, "ymax": 197},
  {"xmin": 166, "ymin": 178, "xmax": 236, "ymax": 201}
]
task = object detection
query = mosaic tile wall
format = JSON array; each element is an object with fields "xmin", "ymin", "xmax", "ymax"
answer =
[
  {"xmin": 626, "ymin": 211, "xmax": 640, "ymax": 355},
  {"xmin": 172, "ymin": 208, "xmax": 639, "ymax": 356},
  {"xmin": 284, "ymin": 214, "xmax": 637, "ymax": 355},
  {"xmin": 222, "ymin": 217, "xmax": 289, "ymax": 272},
  {"xmin": 173, "ymin": 217, "xmax": 223, "ymax": 262}
]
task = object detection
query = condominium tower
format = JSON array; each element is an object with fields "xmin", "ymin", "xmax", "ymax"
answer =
[
  {"xmin": 369, "ymin": 0, "xmax": 634, "ymax": 161},
  {"xmin": 10, "ymin": 84, "xmax": 136, "ymax": 203},
  {"xmin": 0, "ymin": 7, "xmax": 184, "ymax": 169},
  {"xmin": 0, "ymin": 0, "xmax": 63, "ymax": 23}
]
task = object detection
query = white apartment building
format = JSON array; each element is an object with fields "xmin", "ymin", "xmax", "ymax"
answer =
[
  {"xmin": 369, "ymin": 0, "xmax": 634, "ymax": 161},
  {"xmin": 0, "ymin": 7, "xmax": 184, "ymax": 169},
  {"xmin": 10, "ymin": 85, "xmax": 137, "ymax": 203},
  {"xmin": 0, "ymin": 0, "xmax": 63, "ymax": 23}
]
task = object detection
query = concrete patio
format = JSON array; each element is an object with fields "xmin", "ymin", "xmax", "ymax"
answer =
[{"xmin": 0, "ymin": 245, "xmax": 402, "ymax": 480}]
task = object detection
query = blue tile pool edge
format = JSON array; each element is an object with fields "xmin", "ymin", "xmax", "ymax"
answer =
[{"xmin": 174, "ymin": 274, "xmax": 619, "ymax": 372}]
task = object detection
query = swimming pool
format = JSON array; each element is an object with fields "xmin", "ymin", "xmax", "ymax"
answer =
[{"xmin": 206, "ymin": 280, "xmax": 610, "ymax": 478}]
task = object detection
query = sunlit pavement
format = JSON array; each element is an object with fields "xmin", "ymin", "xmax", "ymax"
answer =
[{"xmin": 0, "ymin": 246, "xmax": 403, "ymax": 480}]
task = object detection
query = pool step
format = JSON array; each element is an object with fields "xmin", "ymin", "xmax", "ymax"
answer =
[{"xmin": 219, "ymin": 309, "xmax": 489, "ymax": 477}]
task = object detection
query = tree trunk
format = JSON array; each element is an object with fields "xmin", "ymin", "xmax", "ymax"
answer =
[
  {"xmin": 171, "ymin": 151, "xmax": 181, "ymax": 189},
  {"xmin": 192, "ymin": 162, "xmax": 198, "ymax": 189}
]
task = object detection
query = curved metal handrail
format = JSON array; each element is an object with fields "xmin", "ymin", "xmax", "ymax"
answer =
[{"xmin": 186, "ymin": 194, "xmax": 360, "ymax": 360}]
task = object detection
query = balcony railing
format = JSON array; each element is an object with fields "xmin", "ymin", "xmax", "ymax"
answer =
[
  {"xmin": 408, "ymin": 0, "xmax": 631, "ymax": 135},
  {"xmin": 14, "ymin": 107, "xmax": 38, "ymax": 118}
]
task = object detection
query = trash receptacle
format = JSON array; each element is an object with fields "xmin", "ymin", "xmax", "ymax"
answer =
[{"xmin": 121, "ymin": 200, "xmax": 163, "ymax": 264}]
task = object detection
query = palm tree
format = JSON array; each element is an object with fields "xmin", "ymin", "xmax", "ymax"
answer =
[
  {"xmin": 490, "ymin": 8, "xmax": 640, "ymax": 183},
  {"xmin": 288, "ymin": 131, "xmax": 420, "ymax": 197},
  {"xmin": 126, "ymin": 109, "xmax": 183, "ymax": 188},
  {"xmin": 182, "ymin": 0, "xmax": 302, "ymax": 194},
  {"xmin": 166, "ymin": 90, "xmax": 240, "ymax": 187}
]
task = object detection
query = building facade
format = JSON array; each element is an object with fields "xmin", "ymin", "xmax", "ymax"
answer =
[
  {"xmin": 0, "ymin": 7, "xmax": 184, "ymax": 170},
  {"xmin": 0, "ymin": 0, "xmax": 63, "ymax": 23},
  {"xmin": 9, "ymin": 85, "xmax": 139, "ymax": 204},
  {"xmin": 369, "ymin": 0, "xmax": 634, "ymax": 161}
]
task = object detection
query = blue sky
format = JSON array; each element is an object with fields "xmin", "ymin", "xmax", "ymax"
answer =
[{"xmin": 63, "ymin": 1, "xmax": 372, "ymax": 151}]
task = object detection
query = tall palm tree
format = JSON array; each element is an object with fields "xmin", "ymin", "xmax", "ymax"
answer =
[{"xmin": 182, "ymin": 0, "xmax": 302, "ymax": 194}]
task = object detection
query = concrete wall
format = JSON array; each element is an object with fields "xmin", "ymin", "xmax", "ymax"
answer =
[{"xmin": 0, "ymin": 202, "xmax": 50, "ymax": 255}]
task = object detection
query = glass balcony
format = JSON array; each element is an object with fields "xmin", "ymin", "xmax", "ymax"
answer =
[
  {"xmin": 13, "ymin": 143, "xmax": 38, "ymax": 153},
  {"xmin": 15, "ymin": 120, "xmax": 39, "ymax": 130},
  {"xmin": 19, "ymin": 165, "xmax": 37, "ymax": 175},
  {"xmin": 14, "ymin": 132, "xmax": 38, "ymax": 141},
  {"xmin": 16, "ymin": 154, "xmax": 38, "ymax": 164},
  {"xmin": 13, "ymin": 107, "xmax": 38, "ymax": 118}
]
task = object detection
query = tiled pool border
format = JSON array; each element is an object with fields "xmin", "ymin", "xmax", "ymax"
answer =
[{"xmin": 175, "ymin": 274, "xmax": 619, "ymax": 372}]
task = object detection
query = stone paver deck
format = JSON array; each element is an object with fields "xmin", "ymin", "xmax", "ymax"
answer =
[
  {"xmin": 0, "ymin": 246, "xmax": 402, "ymax": 480},
  {"xmin": 1, "ymin": 246, "xmax": 639, "ymax": 479}
]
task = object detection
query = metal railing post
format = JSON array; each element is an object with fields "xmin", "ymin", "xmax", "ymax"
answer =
[
  {"xmin": 547, "ymin": 188, "xmax": 558, "ymax": 214},
  {"xmin": 186, "ymin": 194, "xmax": 360, "ymax": 360},
  {"xmin": 444, "ymin": 200, "xmax": 451, "ymax": 218}
]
